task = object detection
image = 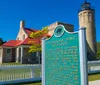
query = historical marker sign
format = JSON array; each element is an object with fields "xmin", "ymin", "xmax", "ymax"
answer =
[{"xmin": 42, "ymin": 25, "xmax": 88, "ymax": 85}]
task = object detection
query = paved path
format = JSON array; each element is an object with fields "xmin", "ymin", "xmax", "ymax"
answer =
[{"xmin": 89, "ymin": 80, "xmax": 100, "ymax": 85}]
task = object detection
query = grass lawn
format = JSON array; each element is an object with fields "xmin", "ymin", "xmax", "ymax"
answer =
[
  {"xmin": 88, "ymin": 73, "xmax": 100, "ymax": 81},
  {"xmin": 14, "ymin": 74, "xmax": 100, "ymax": 85},
  {"xmin": 8, "ymin": 82, "xmax": 41, "ymax": 85},
  {"xmin": 0, "ymin": 63, "xmax": 100, "ymax": 84},
  {"xmin": 0, "ymin": 62, "xmax": 38, "ymax": 66},
  {"xmin": 19, "ymin": 82, "xmax": 41, "ymax": 85},
  {"xmin": 0, "ymin": 62, "xmax": 22, "ymax": 65}
]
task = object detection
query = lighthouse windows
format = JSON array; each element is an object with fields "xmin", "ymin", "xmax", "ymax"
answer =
[
  {"xmin": 83, "ymin": 12, "xmax": 86, "ymax": 23},
  {"xmin": 88, "ymin": 12, "xmax": 92, "ymax": 22}
]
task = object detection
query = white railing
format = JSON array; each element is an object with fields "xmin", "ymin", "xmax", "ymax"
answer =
[
  {"xmin": 0, "ymin": 64, "xmax": 39, "ymax": 67},
  {"xmin": 88, "ymin": 60, "xmax": 100, "ymax": 64},
  {"xmin": 88, "ymin": 60, "xmax": 100, "ymax": 74},
  {"xmin": 0, "ymin": 64, "xmax": 41, "ymax": 85},
  {"xmin": 0, "ymin": 61, "xmax": 100, "ymax": 84}
]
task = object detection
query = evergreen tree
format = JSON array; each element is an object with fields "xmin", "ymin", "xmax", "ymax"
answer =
[
  {"xmin": 0, "ymin": 38, "xmax": 6, "ymax": 45},
  {"xmin": 97, "ymin": 42, "xmax": 100, "ymax": 59}
]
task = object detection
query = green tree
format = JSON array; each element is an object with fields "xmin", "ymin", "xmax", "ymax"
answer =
[
  {"xmin": 0, "ymin": 38, "xmax": 6, "ymax": 45},
  {"xmin": 29, "ymin": 26, "xmax": 48, "ymax": 64},
  {"xmin": 97, "ymin": 42, "xmax": 100, "ymax": 59},
  {"xmin": 97, "ymin": 51, "xmax": 100, "ymax": 59},
  {"xmin": 29, "ymin": 26, "xmax": 48, "ymax": 52}
]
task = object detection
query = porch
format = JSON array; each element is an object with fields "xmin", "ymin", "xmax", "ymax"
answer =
[
  {"xmin": 0, "ymin": 45, "xmax": 41, "ymax": 64},
  {"xmin": 0, "ymin": 47, "xmax": 16, "ymax": 63}
]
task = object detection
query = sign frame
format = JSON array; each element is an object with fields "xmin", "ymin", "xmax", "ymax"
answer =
[{"xmin": 42, "ymin": 25, "xmax": 88, "ymax": 85}]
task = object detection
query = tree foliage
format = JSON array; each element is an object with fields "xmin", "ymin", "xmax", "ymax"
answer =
[
  {"xmin": 29, "ymin": 43, "xmax": 41, "ymax": 53},
  {"xmin": 28, "ymin": 26, "xmax": 48, "ymax": 53},
  {"xmin": 97, "ymin": 42, "xmax": 100, "ymax": 59},
  {"xmin": 0, "ymin": 38, "xmax": 6, "ymax": 45},
  {"xmin": 30, "ymin": 26, "xmax": 48, "ymax": 39}
]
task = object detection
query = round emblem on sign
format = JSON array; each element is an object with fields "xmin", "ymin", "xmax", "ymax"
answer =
[{"xmin": 54, "ymin": 25, "xmax": 64, "ymax": 37}]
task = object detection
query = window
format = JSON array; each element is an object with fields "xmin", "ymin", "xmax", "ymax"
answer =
[
  {"xmin": 88, "ymin": 12, "xmax": 92, "ymax": 22},
  {"xmin": 7, "ymin": 49, "xmax": 11, "ymax": 53},
  {"xmin": 23, "ymin": 35, "xmax": 25, "ymax": 40}
]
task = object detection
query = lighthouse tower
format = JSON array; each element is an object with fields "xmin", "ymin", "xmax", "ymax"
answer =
[{"xmin": 78, "ymin": 1, "xmax": 97, "ymax": 60}]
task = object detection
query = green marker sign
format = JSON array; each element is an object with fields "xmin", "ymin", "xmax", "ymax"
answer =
[{"xmin": 42, "ymin": 25, "xmax": 88, "ymax": 85}]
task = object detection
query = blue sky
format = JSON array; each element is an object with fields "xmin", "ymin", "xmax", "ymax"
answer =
[{"xmin": 0, "ymin": 0, "xmax": 100, "ymax": 42}]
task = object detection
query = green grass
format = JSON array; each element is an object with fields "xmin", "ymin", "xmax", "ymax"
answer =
[
  {"xmin": 0, "ymin": 62, "xmax": 37, "ymax": 65},
  {"xmin": 88, "ymin": 74, "xmax": 100, "ymax": 81},
  {"xmin": 1, "ymin": 63, "xmax": 100, "ymax": 84},
  {"xmin": 19, "ymin": 82, "xmax": 41, "ymax": 85},
  {"xmin": 19, "ymin": 74, "xmax": 100, "ymax": 85},
  {"xmin": 8, "ymin": 82, "xmax": 41, "ymax": 85},
  {"xmin": 0, "ymin": 62, "xmax": 23, "ymax": 65},
  {"xmin": 0, "ymin": 73, "xmax": 99, "ymax": 85},
  {"xmin": 13, "ymin": 74, "xmax": 100, "ymax": 85}
]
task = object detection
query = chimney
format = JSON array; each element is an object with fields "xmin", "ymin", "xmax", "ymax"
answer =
[{"xmin": 20, "ymin": 20, "xmax": 25, "ymax": 28}]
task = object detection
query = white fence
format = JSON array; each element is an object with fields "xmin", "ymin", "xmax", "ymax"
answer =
[
  {"xmin": 0, "ymin": 64, "xmax": 41, "ymax": 85},
  {"xmin": 88, "ymin": 60, "xmax": 100, "ymax": 74},
  {"xmin": 0, "ymin": 61, "xmax": 100, "ymax": 84}
]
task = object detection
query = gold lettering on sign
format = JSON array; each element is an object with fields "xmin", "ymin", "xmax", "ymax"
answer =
[{"xmin": 45, "ymin": 35, "xmax": 80, "ymax": 84}]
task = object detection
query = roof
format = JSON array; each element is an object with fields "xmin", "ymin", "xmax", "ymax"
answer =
[
  {"xmin": 2, "ymin": 40, "xmax": 22, "ymax": 47},
  {"xmin": 48, "ymin": 21, "xmax": 74, "ymax": 27},
  {"xmin": 24, "ymin": 28, "xmax": 38, "ymax": 35},
  {"xmin": 2, "ymin": 27, "xmax": 51, "ymax": 47},
  {"xmin": 2, "ymin": 37, "xmax": 42, "ymax": 47},
  {"xmin": 24, "ymin": 28, "xmax": 51, "ymax": 37},
  {"xmin": 21, "ymin": 37, "xmax": 41, "ymax": 45}
]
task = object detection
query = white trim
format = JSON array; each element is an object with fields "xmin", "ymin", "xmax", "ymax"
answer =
[
  {"xmin": 55, "ymin": 25, "xmax": 78, "ymax": 34},
  {"xmin": 42, "ymin": 26, "xmax": 88, "ymax": 85},
  {"xmin": 42, "ymin": 38, "xmax": 46, "ymax": 85},
  {"xmin": 79, "ymin": 27, "xmax": 88, "ymax": 85},
  {"xmin": 16, "ymin": 47, "xmax": 19, "ymax": 63},
  {"xmin": 45, "ymin": 25, "xmax": 78, "ymax": 41},
  {"xmin": 54, "ymin": 25, "xmax": 65, "ymax": 37},
  {"xmin": 0, "ymin": 48, "xmax": 3, "ymax": 63},
  {"xmin": 2, "ymin": 46, "xmax": 13, "ymax": 48},
  {"xmin": 21, "ymin": 47, "xmax": 23, "ymax": 63},
  {"xmin": 16, "ymin": 45, "xmax": 30, "ymax": 48}
]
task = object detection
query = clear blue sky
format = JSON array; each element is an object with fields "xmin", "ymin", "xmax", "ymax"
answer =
[{"xmin": 0, "ymin": 0, "xmax": 100, "ymax": 42}]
